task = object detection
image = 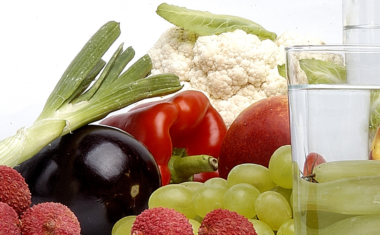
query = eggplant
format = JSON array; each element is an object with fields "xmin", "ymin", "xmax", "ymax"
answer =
[{"xmin": 15, "ymin": 124, "xmax": 161, "ymax": 235}]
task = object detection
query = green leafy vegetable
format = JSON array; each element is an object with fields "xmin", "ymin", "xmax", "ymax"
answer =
[
  {"xmin": 0, "ymin": 21, "xmax": 182, "ymax": 167},
  {"xmin": 278, "ymin": 64, "xmax": 286, "ymax": 78},
  {"xmin": 299, "ymin": 58, "xmax": 347, "ymax": 84},
  {"xmin": 156, "ymin": 3, "xmax": 277, "ymax": 41}
]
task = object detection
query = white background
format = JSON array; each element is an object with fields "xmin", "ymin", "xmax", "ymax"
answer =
[{"xmin": 0, "ymin": 0, "xmax": 342, "ymax": 139}]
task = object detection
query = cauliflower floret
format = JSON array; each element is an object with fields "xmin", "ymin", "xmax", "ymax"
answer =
[
  {"xmin": 149, "ymin": 27, "xmax": 199, "ymax": 81},
  {"xmin": 276, "ymin": 30, "xmax": 326, "ymax": 65},
  {"xmin": 276, "ymin": 30, "xmax": 325, "ymax": 47},
  {"xmin": 148, "ymin": 27, "xmax": 326, "ymax": 127},
  {"xmin": 188, "ymin": 29, "xmax": 283, "ymax": 125},
  {"xmin": 261, "ymin": 69, "xmax": 288, "ymax": 97},
  {"xmin": 210, "ymin": 95, "xmax": 252, "ymax": 127}
]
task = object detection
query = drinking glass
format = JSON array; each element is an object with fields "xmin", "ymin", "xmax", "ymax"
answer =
[{"xmin": 286, "ymin": 44, "xmax": 380, "ymax": 234}]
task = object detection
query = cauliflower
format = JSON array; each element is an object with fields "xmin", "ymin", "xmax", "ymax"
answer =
[
  {"xmin": 148, "ymin": 27, "xmax": 326, "ymax": 127},
  {"xmin": 149, "ymin": 27, "xmax": 198, "ymax": 82}
]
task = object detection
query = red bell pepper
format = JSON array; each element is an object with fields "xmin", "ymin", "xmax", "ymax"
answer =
[{"xmin": 100, "ymin": 90, "xmax": 227, "ymax": 185}]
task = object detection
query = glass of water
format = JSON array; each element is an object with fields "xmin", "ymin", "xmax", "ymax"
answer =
[
  {"xmin": 286, "ymin": 44, "xmax": 380, "ymax": 235},
  {"xmin": 343, "ymin": 0, "xmax": 380, "ymax": 44}
]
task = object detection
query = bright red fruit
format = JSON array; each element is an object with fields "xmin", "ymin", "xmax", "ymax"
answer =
[
  {"xmin": 218, "ymin": 95, "xmax": 291, "ymax": 179},
  {"xmin": 303, "ymin": 152, "xmax": 326, "ymax": 176}
]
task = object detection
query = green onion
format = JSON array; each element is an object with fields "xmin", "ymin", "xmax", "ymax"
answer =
[{"xmin": 0, "ymin": 21, "xmax": 182, "ymax": 167}]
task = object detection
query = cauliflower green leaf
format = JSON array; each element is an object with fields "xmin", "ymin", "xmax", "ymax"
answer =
[
  {"xmin": 299, "ymin": 58, "xmax": 347, "ymax": 84},
  {"xmin": 156, "ymin": 3, "xmax": 277, "ymax": 41},
  {"xmin": 278, "ymin": 64, "xmax": 286, "ymax": 78}
]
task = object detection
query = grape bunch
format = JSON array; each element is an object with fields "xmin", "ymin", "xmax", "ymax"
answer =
[{"xmin": 113, "ymin": 145, "xmax": 295, "ymax": 235}]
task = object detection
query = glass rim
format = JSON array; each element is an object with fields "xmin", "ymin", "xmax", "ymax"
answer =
[{"xmin": 285, "ymin": 44, "xmax": 380, "ymax": 53}]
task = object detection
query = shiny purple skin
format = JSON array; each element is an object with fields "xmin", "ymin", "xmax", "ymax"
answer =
[{"xmin": 15, "ymin": 124, "xmax": 161, "ymax": 235}]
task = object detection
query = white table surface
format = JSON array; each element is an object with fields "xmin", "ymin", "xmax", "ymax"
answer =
[{"xmin": 0, "ymin": 0, "xmax": 342, "ymax": 140}]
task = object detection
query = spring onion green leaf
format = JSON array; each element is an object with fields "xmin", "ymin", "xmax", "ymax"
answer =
[
  {"xmin": 0, "ymin": 21, "xmax": 182, "ymax": 167},
  {"xmin": 156, "ymin": 3, "xmax": 277, "ymax": 41}
]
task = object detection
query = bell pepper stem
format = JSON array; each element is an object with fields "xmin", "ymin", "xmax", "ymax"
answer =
[{"xmin": 168, "ymin": 148, "xmax": 218, "ymax": 184}]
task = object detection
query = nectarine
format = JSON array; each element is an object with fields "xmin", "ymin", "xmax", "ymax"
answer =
[{"xmin": 218, "ymin": 95, "xmax": 291, "ymax": 179}]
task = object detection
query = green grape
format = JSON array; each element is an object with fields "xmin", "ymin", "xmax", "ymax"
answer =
[
  {"xmin": 193, "ymin": 185, "xmax": 227, "ymax": 218},
  {"xmin": 204, "ymin": 177, "xmax": 228, "ymax": 189},
  {"xmin": 315, "ymin": 215, "xmax": 380, "ymax": 235},
  {"xmin": 223, "ymin": 183, "xmax": 260, "ymax": 218},
  {"xmin": 180, "ymin": 181, "xmax": 204, "ymax": 191},
  {"xmin": 268, "ymin": 145, "xmax": 292, "ymax": 189},
  {"xmin": 192, "ymin": 215, "xmax": 203, "ymax": 223},
  {"xmin": 270, "ymin": 185, "xmax": 292, "ymax": 207},
  {"xmin": 277, "ymin": 219, "xmax": 295, "ymax": 235},
  {"xmin": 313, "ymin": 160, "xmax": 380, "ymax": 183},
  {"xmin": 149, "ymin": 184, "xmax": 197, "ymax": 218},
  {"xmin": 296, "ymin": 173, "xmax": 380, "ymax": 215},
  {"xmin": 189, "ymin": 219, "xmax": 201, "ymax": 235},
  {"xmin": 255, "ymin": 191, "xmax": 292, "ymax": 231},
  {"xmin": 248, "ymin": 219, "xmax": 275, "ymax": 235},
  {"xmin": 111, "ymin": 216, "xmax": 136, "ymax": 235},
  {"xmin": 289, "ymin": 191, "xmax": 293, "ymax": 209},
  {"xmin": 227, "ymin": 163, "xmax": 275, "ymax": 192}
]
